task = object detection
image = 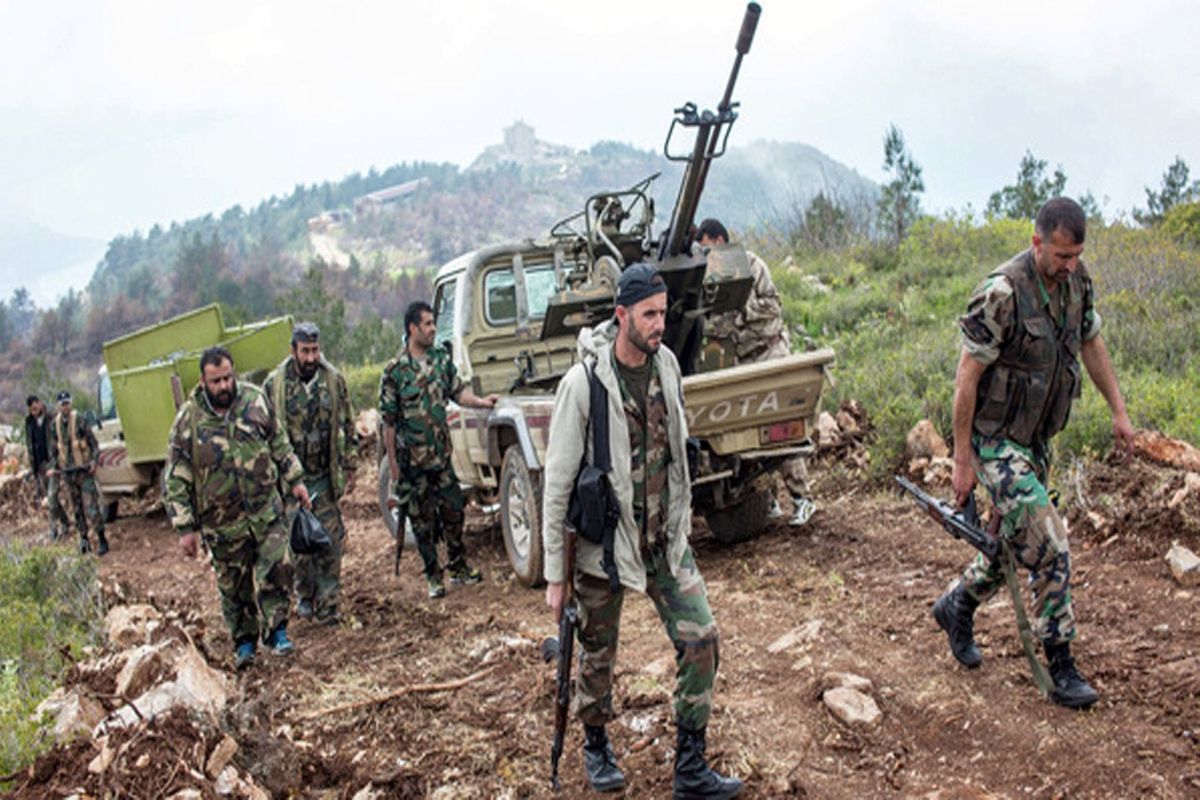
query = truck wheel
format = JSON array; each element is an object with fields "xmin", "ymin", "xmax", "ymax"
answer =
[
  {"xmin": 377, "ymin": 455, "xmax": 416, "ymax": 546},
  {"xmin": 499, "ymin": 446, "xmax": 544, "ymax": 588},
  {"xmin": 705, "ymin": 487, "xmax": 772, "ymax": 544}
]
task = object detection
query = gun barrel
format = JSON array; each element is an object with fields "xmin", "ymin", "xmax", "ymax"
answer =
[{"xmin": 736, "ymin": 3, "xmax": 761, "ymax": 55}]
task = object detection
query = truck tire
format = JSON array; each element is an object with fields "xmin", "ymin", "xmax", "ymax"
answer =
[
  {"xmin": 499, "ymin": 446, "xmax": 544, "ymax": 588},
  {"xmin": 705, "ymin": 487, "xmax": 772, "ymax": 544},
  {"xmin": 377, "ymin": 455, "xmax": 416, "ymax": 546}
]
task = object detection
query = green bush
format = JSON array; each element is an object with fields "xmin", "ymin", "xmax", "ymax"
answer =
[
  {"xmin": 0, "ymin": 544, "xmax": 103, "ymax": 778},
  {"xmin": 345, "ymin": 361, "xmax": 387, "ymax": 414}
]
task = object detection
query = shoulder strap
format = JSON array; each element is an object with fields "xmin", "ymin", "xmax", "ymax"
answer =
[
  {"xmin": 189, "ymin": 403, "xmax": 205, "ymax": 518},
  {"xmin": 588, "ymin": 363, "xmax": 611, "ymax": 474}
]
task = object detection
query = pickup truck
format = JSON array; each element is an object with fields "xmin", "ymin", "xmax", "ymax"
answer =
[{"xmin": 377, "ymin": 243, "xmax": 835, "ymax": 586}]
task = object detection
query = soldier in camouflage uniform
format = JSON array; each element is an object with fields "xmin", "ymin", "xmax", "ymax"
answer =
[
  {"xmin": 697, "ymin": 218, "xmax": 815, "ymax": 528},
  {"xmin": 380, "ymin": 301, "xmax": 498, "ymax": 599},
  {"xmin": 264, "ymin": 322, "xmax": 359, "ymax": 625},
  {"xmin": 543, "ymin": 264, "xmax": 742, "ymax": 799},
  {"xmin": 46, "ymin": 390, "xmax": 109, "ymax": 555},
  {"xmin": 935, "ymin": 198, "xmax": 1134, "ymax": 709},
  {"xmin": 166, "ymin": 346, "xmax": 312, "ymax": 669}
]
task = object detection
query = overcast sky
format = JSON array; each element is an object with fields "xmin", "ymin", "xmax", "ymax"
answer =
[{"xmin": 2, "ymin": 0, "xmax": 1197, "ymax": 303}]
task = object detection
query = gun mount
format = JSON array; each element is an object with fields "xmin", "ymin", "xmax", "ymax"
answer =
[{"xmin": 540, "ymin": 2, "xmax": 763, "ymax": 375}]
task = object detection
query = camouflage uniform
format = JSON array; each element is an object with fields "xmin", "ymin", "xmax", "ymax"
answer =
[
  {"xmin": 165, "ymin": 382, "xmax": 305, "ymax": 646},
  {"xmin": 573, "ymin": 352, "xmax": 718, "ymax": 730},
  {"xmin": 46, "ymin": 409, "xmax": 105, "ymax": 542},
  {"xmin": 957, "ymin": 248, "xmax": 1101, "ymax": 645},
  {"xmin": 264, "ymin": 356, "xmax": 359, "ymax": 622},
  {"xmin": 379, "ymin": 345, "xmax": 470, "ymax": 580},
  {"xmin": 705, "ymin": 250, "xmax": 810, "ymax": 499}
]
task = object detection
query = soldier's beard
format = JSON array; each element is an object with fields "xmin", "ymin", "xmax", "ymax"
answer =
[
  {"xmin": 298, "ymin": 361, "xmax": 319, "ymax": 380},
  {"xmin": 628, "ymin": 326, "xmax": 661, "ymax": 356},
  {"xmin": 206, "ymin": 386, "xmax": 236, "ymax": 410}
]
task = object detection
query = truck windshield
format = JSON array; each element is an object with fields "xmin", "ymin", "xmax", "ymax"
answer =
[
  {"xmin": 98, "ymin": 373, "xmax": 118, "ymax": 421},
  {"xmin": 434, "ymin": 278, "xmax": 456, "ymax": 347}
]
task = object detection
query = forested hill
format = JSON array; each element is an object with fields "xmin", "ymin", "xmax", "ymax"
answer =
[{"xmin": 84, "ymin": 126, "xmax": 875, "ymax": 338}]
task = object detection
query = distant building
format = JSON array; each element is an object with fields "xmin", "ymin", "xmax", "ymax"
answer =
[
  {"xmin": 353, "ymin": 177, "xmax": 430, "ymax": 216},
  {"xmin": 467, "ymin": 121, "xmax": 577, "ymax": 174},
  {"xmin": 306, "ymin": 209, "xmax": 352, "ymax": 232}
]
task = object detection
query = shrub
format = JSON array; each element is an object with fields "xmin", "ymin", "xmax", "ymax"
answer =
[{"xmin": 345, "ymin": 361, "xmax": 387, "ymax": 414}]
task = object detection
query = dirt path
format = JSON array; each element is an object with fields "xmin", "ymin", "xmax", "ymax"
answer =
[{"xmin": 26, "ymin": 454, "xmax": 1200, "ymax": 798}]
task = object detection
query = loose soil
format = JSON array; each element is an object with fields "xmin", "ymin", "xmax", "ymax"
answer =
[{"xmin": 6, "ymin": 450, "xmax": 1199, "ymax": 798}]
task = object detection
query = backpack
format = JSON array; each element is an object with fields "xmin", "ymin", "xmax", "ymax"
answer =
[{"xmin": 566, "ymin": 362, "xmax": 621, "ymax": 591}]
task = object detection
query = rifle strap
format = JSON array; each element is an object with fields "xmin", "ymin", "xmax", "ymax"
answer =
[
  {"xmin": 999, "ymin": 538, "xmax": 1055, "ymax": 697},
  {"xmin": 586, "ymin": 362, "xmax": 619, "ymax": 592},
  {"xmin": 189, "ymin": 403, "xmax": 205, "ymax": 519}
]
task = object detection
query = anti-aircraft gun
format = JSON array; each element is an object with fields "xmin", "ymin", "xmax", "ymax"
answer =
[{"xmin": 540, "ymin": 2, "xmax": 762, "ymax": 375}]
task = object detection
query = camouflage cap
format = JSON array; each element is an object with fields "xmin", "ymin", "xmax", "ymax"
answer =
[{"xmin": 616, "ymin": 262, "xmax": 667, "ymax": 307}]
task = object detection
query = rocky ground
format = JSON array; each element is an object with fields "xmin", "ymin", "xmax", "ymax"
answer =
[{"xmin": 3, "ymin": 434, "xmax": 1199, "ymax": 799}]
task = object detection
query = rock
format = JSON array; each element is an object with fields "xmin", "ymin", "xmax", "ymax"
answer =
[
  {"xmin": 834, "ymin": 410, "xmax": 860, "ymax": 436},
  {"xmin": 641, "ymin": 655, "xmax": 673, "ymax": 678},
  {"xmin": 35, "ymin": 687, "xmax": 107, "ymax": 742},
  {"xmin": 822, "ymin": 686, "xmax": 881, "ymax": 728},
  {"xmin": 352, "ymin": 786, "xmax": 384, "ymax": 800},
  {"xmin": 355, "ymin": 408, "xmax": 381, "ymax": 443},
  {"xmin": 99, "ymin": 639, "xmax": 230, "ymax": 733},
  {"xmin": 906, "ymin": 420, "xmax": 950, "ymax": 460},
  {"xmin": 206, "ymin": 734, "xmax": 239, "ymax": 778},
  {"xmin": 821, "ymin": 671, "xmax": 873, "ymax": 693},
  {"xmin": 135, "ymin": 754, "xmax": 151, "ymax": 769},
  {"xmin": 105, "ymin": 604, "xmax": 163, "ymax": 648},
  {"xmin": 1165, "ymin": 542, "xmax": 1200, "ymax": 587},
  {"xmin": 215, "ymin": 765, "xmax": 238, "ymax": 796},
  {"xmin": 767, "ymin": 620, "xmax": 823, "ymax": 654},
  {"xmin": 816, "ymin": 412, "xmax": 840, "ymax": 448},
  {"xmin": 1168, "ymin": 472, "xmax": 1200, "ymax": 508},
  {"xmin": 3, "ymin": 441, "xmax": 26, "ymax": 463},
  {"xmin": 87, "ymin": 737, "xmax": 115, "ymax": 774},
  {"xmin": 168, "ymin": 792, "xmax": 203, "ymax": 800},
  {"xmin": 116, "ymin": 642, "xmax": 170, "ymax": 698},
  {"xmin": 1134, "ymin": 430, "xmax": 1200, "ymax": 472}
]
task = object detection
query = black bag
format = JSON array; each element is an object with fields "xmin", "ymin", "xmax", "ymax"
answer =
[
  {"xmin": 290, "ymin": 506, "xmax": 333, "ymax": 555},
  {"xmin": 566, "ymin": 363, "xmax": 622, "ymax": 591}
]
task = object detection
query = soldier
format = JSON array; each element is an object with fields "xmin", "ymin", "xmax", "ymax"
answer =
[
  {"xmin": 166, "ymin": 346, "xmax": 312, "ymax": 669},
  {"xmin": 46, "ymin": 390, "xmax": 108, "ymax": 555},
  {"xmin": 264, "ymin": 322, "xmax": 359, "ymax": 625},
  {"xmin": 543, "ymin": 264, "xmax": 743, "ymax": 798},
  {"xmin": 380, "ymin": 301, "xmax": 498, "ymax": 599},
  {"xmin": 935, "ymin": 197, "xmax": 1134, "ymax": 709},
  {"xmin": 697, "ymin": 218, "xmax": 815, "ymax": 527},
  {"xmin": 24, "ymin": 395, "xmax": 51, "ymax": 501}
]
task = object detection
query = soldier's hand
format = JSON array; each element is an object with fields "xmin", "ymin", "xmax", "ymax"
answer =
[
  {"xmin": 179, "ymin": 532, "xmax": 199, "ymax": 559},
  {"xmin": 545, "ymin": 581, "xmax": 565, "ymax": 624},
  {"xmin": 952, "ymin": 456, "xmax": 977, "ymax": 508},
  {"xmin": 47, "ymin": 468, "xmax": 58, "ymax": 478},
  {"xmin": 388, "ymin": 459, "xmax": 400, "ymax": 482},
  {"xmin": 482, "ymin": 393, "xmax": 500, "ymax": 408},
  {"xmin": 293, "ymin": 483, "xmax": 312, "ymax": 510},
  {"xmin": 1112, "ymin": 412, "xmax": 1135, "ymax": 460},
  {"xmin": 87, "ymin": 463, "xmax": 96, "ymax": 475}
]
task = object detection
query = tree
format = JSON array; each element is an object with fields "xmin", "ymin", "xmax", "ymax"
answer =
[
  {"xmin": 284, "ymin": 260, "xmax": 346, "ymax": 359},
  {"xmin": 986, "ymin": 151, "xmax": 1067, "ymax": 220},
  {"xmin": 0, "ymin": 301, "xmax": 11, "ymax": 352},
  {"xmin": 878, "ymin": 124, "xmax": 925, "ymax": 244},
  {"xmin": 8, "ymin": 288, "xmax": 37, "ymax": 341},
  {"xmin": 1134, "ymin": 157, "xmax": 1200, "ymax": 226}
]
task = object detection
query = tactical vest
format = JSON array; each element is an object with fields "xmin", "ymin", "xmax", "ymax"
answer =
[
  {"xmin": 973, "ymin": 250, "xmax": 1086, "ymax": 447},
  {"xmin": 55, "ymin": 410, "xmax": 90, "ymax": 468},
  {"xmin": 616, "ymin": 357, "xmax": 671, "ymax": 554}
]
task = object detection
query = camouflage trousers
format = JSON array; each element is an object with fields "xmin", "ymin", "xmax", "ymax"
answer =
[
  {"xmin": 49, "ymin": 471, "xmax": 105, "ymax": 539},
  {"xmin": 960, "ymin": 436, "xmax": 1075, "ymax": 645},
  {"xmin": 574, "ymin": 546, "xmax": 719, "ymax": 731},
  {"xmin": 289, "ymin": 481, "xmax": 346, "ymax": 620},
  {"xmin": 395, "ymin": 465, "xmax": 467, "ymax": 579},
  {"xmin": 203, "ymin": 519, "xmax": 293, "ymax": 645}
]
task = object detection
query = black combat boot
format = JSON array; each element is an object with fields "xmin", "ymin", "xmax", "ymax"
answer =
[
  {"xmin": 1044, "ymin": 642, "xmax": 1099, "ymax": 709},
  {"xmin": 932, "ymin": 584, "xmax": 982, "ymax": 668},
  {"xmin": 97, "ymin": 532, "xmax": 109, "ymax": 557},
  {"xmin": 78, "ymin": 535, "xmax": 91, "ymax": 555},
  {"xmin": 583, "ymin": 725, "xmax": 625, "ymax": 792},
  {"xmin": 673, "ymin": 725, "xmax": 743, "ymax": 800}
]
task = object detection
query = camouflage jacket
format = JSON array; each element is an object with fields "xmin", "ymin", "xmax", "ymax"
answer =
[
  {"xmin": 263, "ymin": 356, "xmax": 359, "ymax": 498},
  {"xmin": 613, "ymin": 352, "xmax": 671, "ymax": 553},
  {"xmin": 47, "ymin": 409, "xmax": 98, "ymax": 470},
  {"xmin": 165, "ymin": 382, "xmax": 304, "ymax": 538},
  {"xmin": 705, "ymin": 250, "xmax": 790, "ymax": 363},
  {"xmin": 379, "ymin": 344, "xmax": 464, "ymax": 471}
]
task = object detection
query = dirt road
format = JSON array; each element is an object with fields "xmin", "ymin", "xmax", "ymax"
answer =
[{"xmin": 12, "ymin": 453, "xmax": 1200, "ymax": 798}]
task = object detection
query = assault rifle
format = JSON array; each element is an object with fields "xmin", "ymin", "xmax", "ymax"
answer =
[
  {"xmin": 893, "ymin": 475, "xmax": 998, "ymax": 560},
  {"xmin": 539, "ymin": 529, "xmax": 577, "ymax": 791},
  {"xmin": 894, "ymin": 474, "xmax": 1054, "ymax": 696}
]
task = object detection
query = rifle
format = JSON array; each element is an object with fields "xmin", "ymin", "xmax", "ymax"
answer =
[
  {"xmin": 540, "ymin": 529, "xmax": 578, "ymax": 791},
  {"xmin": 386, "ymin": 425, "xmax": 410, "ymax": 577},
  {"xmin": 894, "ymin": 475, "xmax": 1054, "ymax": 697}
]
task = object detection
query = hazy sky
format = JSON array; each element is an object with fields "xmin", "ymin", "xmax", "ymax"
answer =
[{"xmin": 2, "ymin": 0, "xmax": 1196, "ymax": 303}]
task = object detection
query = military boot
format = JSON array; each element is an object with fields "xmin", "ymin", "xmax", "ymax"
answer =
[
  {"xmin": 97, "ymin": 532, "xmax": 110, "ymax": 557},
  {"xmin": 1045, "ymin": 642, "xmax": 1099, "ymax": 709},
  {"xmin": 78, "ymin": 535, "xmax": 91, "ymax": 555},
  {"xmin": 932, "ymin": 584, "xmax": 982, "ymax": 668},
  {"xmin": 673, "ymin": 725, "xmax": 743, "ymax": 799},
  {"xmin": 583, "ymin": 725, "xmax": 625, "ymax": 793}
]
